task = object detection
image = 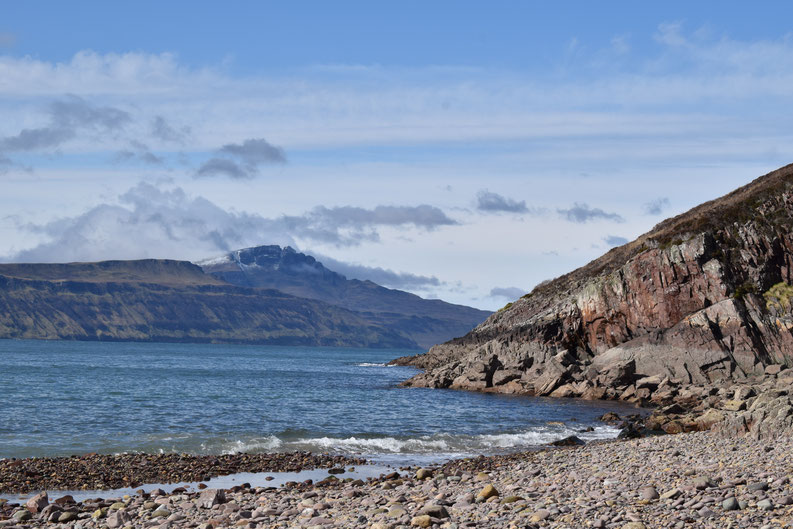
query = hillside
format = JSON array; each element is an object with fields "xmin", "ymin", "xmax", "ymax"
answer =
[
  {"xmin": 198, "ymin": 245, "xmax": 491, "ymax": 349},
  {"xmin": 0, "ymin": 259, "xmax": 224, "ymax": 286},
  {"xmin": 397, "ymin": 164, "xmax": 793, "ymax": 407},
  {"xmin": 0, "ymin": 259, "xmax": 414, "ymax": 348}
]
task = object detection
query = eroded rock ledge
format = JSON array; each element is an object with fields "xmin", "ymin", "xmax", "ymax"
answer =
[{"xmin": 394, "ymin": 164, "xmax": 793, "ymax": 438}]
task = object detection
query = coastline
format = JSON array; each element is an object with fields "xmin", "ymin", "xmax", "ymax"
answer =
[
  {"xmin": 2, "ymin": 342, "xmax": 791, "ymax": 527},
  {"xmin": 2, "ymin": 368, "xmax": 791, "ymax": 528},
  {"xmin": 2, "ymin": 431, "xmax": 791, "ymax": 528}
]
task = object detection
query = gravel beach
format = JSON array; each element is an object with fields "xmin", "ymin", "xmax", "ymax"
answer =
[
  {"xmin": 0, "ymin": 453, "xmax": 365, "ymax": 495},
  {"xmin": 2, "ymin": 430, "xmax": 792, "ymax": 528}
]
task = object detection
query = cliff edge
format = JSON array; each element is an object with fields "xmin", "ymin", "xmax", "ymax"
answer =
[{"xmin": 398, "ymin": 164, "xmax": 793, "ymax": 419}]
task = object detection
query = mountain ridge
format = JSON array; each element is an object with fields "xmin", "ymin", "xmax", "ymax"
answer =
[
  {"xmin": 0, "ymin": 263, "xmax": 415, "ymax": 348},
  {"xmin": 0, "ymin": 249, "xmax": 489, "ymax": 349},
  {"xmin": 198, "ymin": 245, "xmax": 491, "ymax": 349}
]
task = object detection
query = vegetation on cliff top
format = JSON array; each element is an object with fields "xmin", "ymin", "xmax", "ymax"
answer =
[{"xmin": 527, "ymin": 163, "xmax": 793, "ymax": 301}]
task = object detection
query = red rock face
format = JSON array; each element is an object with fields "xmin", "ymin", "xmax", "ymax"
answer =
[{"xmin": 403, "ymin": 169, "xmax": 793, "ymax": 405}]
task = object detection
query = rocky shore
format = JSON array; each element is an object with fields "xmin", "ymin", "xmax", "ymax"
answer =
[
  {"xmin": 0, "ymin": 453, "xmax": 364, "ymax": 495},
  {"xmin": 1, "ymin": 430, "xmax": 792, "ymax": 529},
  {"xmin": 398, "ymin": 356, "xmax": 793, "ymax": 442}
]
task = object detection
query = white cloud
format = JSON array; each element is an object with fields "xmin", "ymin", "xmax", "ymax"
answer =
[
  {"xmin": 489, "ymin": 286, "xmax": 527, "ymax": 300},
  {"xmin": 0, "ymin": 26, "xmax": 792, "ymax": 159},
  {"xmin": 196, "ymin": 138, "xmax": 287, "ymax": 179},
  {"xmin": 8, "ymin": 181, "xmax": 461, "ymax": 262},
  {"xmin": 558, "ymin": 203, "xmax": 624, "ymax": 224},
  {"xmin": 476, "ymin": 190, "xmax": 532, "ymax": 214},
  {"xmin": 643, "ymin": 197, "xmax": 670, "ymax": 215},
  {"xmin": 312, "ymin": 252, "xmax": 442, "ymax": 290},
  {"xmin": 12, "ymin": 182, "xmax": 295, "ymax": 263}
]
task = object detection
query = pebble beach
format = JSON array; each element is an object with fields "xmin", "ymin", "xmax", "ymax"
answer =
[{"xmin": 2, "ymin": 430, "xmax": 792, "ymax": 529}]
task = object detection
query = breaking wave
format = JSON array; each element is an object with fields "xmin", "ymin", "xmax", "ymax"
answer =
[
  {"xmin": 217, "ymin": 436, "xmax": 283, "ymax": 454},
  {"xmin": 354, "ymin": 362, "xmax": 395, "ymax": 367},
  {"xmin": 288, "ymin": 425, "xmax": 617, "ymax": 455},
  {"xmin": 195, "ymin": 424, "xmax": 619, "ymax": 462}
]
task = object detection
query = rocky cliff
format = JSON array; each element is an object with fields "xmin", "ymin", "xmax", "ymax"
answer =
[
  {"xmin": 398, "ymin": 164, "xmax": 793, "ymax": 413},
  {"xmin": 199, "ymin": 245, "xmax": 491, "ymax": 349},
  {"xmin": 0, "ymin": 259, "xmax": 414, "ymax": 348}
]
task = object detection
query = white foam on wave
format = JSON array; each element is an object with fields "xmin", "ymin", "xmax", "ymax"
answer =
[
  {"xmin": 219, "ymin": 436, "xmax": 283, "ymax": 454},
  {"xmin": 475, "ymin": 424, "xmax": 617, "ymax": 447},
  {"xmin": 354, "ymin": 362, "xmax": 394, "ymax": 367},
  {"xmin": 174, "ymin": 424, "xmax": 620, "ymax": 459},
  {"xmin": 294, "ymin": 435, "xmax": 451, "ymax": 453},
  {"xmin": 576, "ymin": 425, "xmax": 621, "ymax": 441},
  {"xmin": 288, "ymin": 424, "xmax": 621, "ymax": 456}
]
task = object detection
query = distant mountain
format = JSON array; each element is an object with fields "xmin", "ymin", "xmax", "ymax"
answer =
[
  {"xmin": 0, "ymin": 259, "xmax": 414, "ymax": 348},
  {"xmin": 198, "ymin": 245, "xmax": 492, "ymax": 349}
]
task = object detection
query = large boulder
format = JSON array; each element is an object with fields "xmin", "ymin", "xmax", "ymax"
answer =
[{"xmin": 26, "ymin": 492, "xmax": 48, "ymax": 513}]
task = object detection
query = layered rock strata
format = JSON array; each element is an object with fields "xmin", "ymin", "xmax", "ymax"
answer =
[{"xmin": 397, "ymin": 164, "xmax": 793, "ymax": 435}]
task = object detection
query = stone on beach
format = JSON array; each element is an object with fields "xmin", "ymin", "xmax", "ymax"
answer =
[
  {"xmin": 411, "ymin": 514, "xmax": 432, "ymax": 527},
  {"xmin": 639, "ymin": 486, "xmax": 659, "ymax": 500},
  {"xmin": 476, "ymin": 484, "xmax": 499, "ymax": 500},
  {"xmin": 199, "ymin": 488, "xmax": 226, "ymax": 508},
  {"xmin": 418, "ymin": 504, "xmax": 449, "ymax": 518},
  {"xmin": 25, "ymin": 491, "xmax": 48, "ymax": 513},
  {"xmin": 1, "ymin": 430, "xmax": 793, "ymax": 529},
  {"xmin": 415, "ymin": 468, "xmax": 433, "ymax": 480}
]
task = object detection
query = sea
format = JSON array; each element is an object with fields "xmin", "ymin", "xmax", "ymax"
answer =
[{"xmin": 0, "ymin": 339, "xmax": 639, "ymax": 466}]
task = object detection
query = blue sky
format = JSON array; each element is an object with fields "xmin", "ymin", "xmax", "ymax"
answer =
[
  {"xmin": 5, "ymin": 1, "xmax": 791, "ymax": 71},
  {"xmin": 1, "ymin": 2, "xmax": 793, "ymax": 309}
]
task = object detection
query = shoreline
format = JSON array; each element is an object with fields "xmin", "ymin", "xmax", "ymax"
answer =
[
  {"xmin": 0, "ymin": 412, "xmax": 640, "ymax": 496},
  {"xmin": 1, "ymin": 431, "xmax": 791, "ymax": 528},
  {"xmin": 394, "ymin": 351, "xmax": 793, "ymax": 442}
]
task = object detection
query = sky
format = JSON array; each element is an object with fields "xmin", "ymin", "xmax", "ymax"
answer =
[{"xmin": 1, "ymin": 1, "xmax": 793, "ymax": 310}]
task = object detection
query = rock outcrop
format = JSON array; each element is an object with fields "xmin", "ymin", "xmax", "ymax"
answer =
[
  {"xmin": 637, "ymin": 368, "xmax": 793, "ymax": 439},
  {"xmin": 397, "ymin": 164, "xmax": 793, "ymax": 431}
]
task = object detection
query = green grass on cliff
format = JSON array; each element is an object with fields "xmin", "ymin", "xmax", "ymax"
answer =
[
  {"xmin": 764, "ymin": 282, "xmax": 793, "ymax": 312},
  {"xmin": 497, "ymin": 302, "xmax": 514, "ymax": 312}
]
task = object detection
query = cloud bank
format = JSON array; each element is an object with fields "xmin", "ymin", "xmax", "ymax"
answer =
[
  {"xmin": 150, "ymin": 115, "xmax": 189, "ymax": 143},
  {"xmin": 281, "ymin": 205, "xmax": 457, "ymax": 245},
  {"xmin": 1, "ymin": 24, "xmax": 792, "ymax": 167},
  {"xmin": 9, "ymin": 182, "xmax": 460, "ymax": 262}
]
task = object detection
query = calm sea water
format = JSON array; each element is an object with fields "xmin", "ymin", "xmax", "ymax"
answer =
[{"xmin": 0, "ymin": 340, "xmax": 637, "ymax": 465}]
